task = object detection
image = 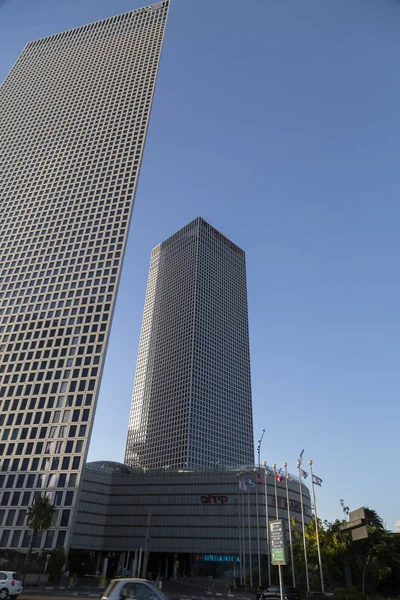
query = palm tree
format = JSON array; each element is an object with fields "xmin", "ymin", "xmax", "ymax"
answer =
[{"xmin": 25, "ymin": 496, "xmax": 55, "ymax": 567}]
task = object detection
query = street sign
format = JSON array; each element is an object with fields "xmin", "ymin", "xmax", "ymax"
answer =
[{"xmin": 270, "ymin": 520, "xmax": 288, "ymax": 565}]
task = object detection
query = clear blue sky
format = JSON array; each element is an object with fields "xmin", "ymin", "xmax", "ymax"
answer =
[{"xmin": 1, "ymin": 0, "xmax": 400, "ymax": 529}]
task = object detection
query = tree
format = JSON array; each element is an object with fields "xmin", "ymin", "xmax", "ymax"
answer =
[
  {"xmin": 351, "ymin": 509, "xmax": 400, "ymax": 594},
  {"xmin": 25, "ymin": 496, "xmax": 55, "ymax": 567},
  {"xmin": 47, "ymin": 548, "xmax": 66, "ymax": 584},
  {"xmin": 291, "ymin": 509, "xmax": 400, "ymax": 595},
  {"xmin": 291, "ymin": 516, "xmax": 351, "ymax": 590}
]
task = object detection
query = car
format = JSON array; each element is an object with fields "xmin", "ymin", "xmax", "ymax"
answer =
[
  {"xmin": 0, "ymin": 572, "xmax": 23, "ymax": 600},
  {"xmin": 257, "ymin": 586, "xmax": 300, "ymax": 600},
  {"xmin": 102, "ymin": 578, "xmax": 168, "ymax": 600}
]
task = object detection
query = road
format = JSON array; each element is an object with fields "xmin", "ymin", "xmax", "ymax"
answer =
[{"xmin": 19, "ymin": 582, "xmax": 254, "ymax": 600}]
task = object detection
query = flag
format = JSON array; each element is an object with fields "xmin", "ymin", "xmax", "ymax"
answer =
[
  {"xmin": 312, "ymin": 474, "xmax": 323, "ymax": 487},
  {"xmin": 300, "ymin": 469, "xmax": 308, "ymax": 479},
  {"xmin": 248, "ymin": 478, "xmax": 256, "ymax": 488},
  {"xmin": 276, "ymin": 473, "xmax": 283, "ymax": 483},
  {"xmin": 256, "ymin": 473, "xmax": 265, "ymax": 484},
  {"xmin": 238, "ymin": 478, "xmax": 247, "ymax": 491},
  {"xmin": 286, "ymin": 472, "xmax": 291, "ymax": 481}
]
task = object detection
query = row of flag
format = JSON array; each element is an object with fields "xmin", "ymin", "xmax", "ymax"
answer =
[{"xmin": 238, "ymin": 470, "xmax": 323, "ymax": 490}]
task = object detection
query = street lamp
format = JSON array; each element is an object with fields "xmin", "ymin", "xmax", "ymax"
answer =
[{"xmin": 256, "ymin": 430, "xmax": 265, "ymax": 470}]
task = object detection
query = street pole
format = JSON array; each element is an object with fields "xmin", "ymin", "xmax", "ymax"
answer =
[
  {"xmin": 278, "ymin": 564, "xmax": 284, "ymax": 600},
  {"xmin": 132, "ymin": 549, "xmax": 138, "ymax": 577},
  {"xmin": 263, "ymin": 462, "xmax": 272, "ymax": 586},
  {"xmin": 256, "ymin": 430, "xmax": 264, "ymax": 589},
  {"xmin": 44, "ymin": 554, "xmax": 50, "ymax": 574},
  {"xmin": 247, "ymin": 482, "xmax": 253, "ymax": 589},
  {"xmin": 284, "ymin": 462, "xmax": 295, "ymax": 588},
  {"xmin": 309, "ymin": 460, "xmax": 324, "ymax": 593},
  {"xmin": 273, "ymin": 464, "xmax": 279, "ymax": 519},
  {"xmin": 297, "ymin": 460, "xmax": 310, "ymax": 594},
  {"xmin": 242, "ymin": 480, "xmax": 246, "ymax": 586},
  {"xmin": 254, "ymin": 469, "xmax": 262, "ymax": 588},
  {"xmin": 142, "ymin": 508, "xmax": 152, "ymax": 578},
  {"xmin": 237, "ymin": 475, "xmax": 243, "ymax": 585}
]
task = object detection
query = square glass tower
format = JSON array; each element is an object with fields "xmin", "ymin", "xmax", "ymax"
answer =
[
  {"xmin": 0, "ymin": 1, "xmax": 169, "ymax": 551},
  {"xmin": 125, "ymin": 218, "xmax": 254, "ymax": 470}
]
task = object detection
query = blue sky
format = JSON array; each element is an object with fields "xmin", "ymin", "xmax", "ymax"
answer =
[{"xmin": 1, "ymin": 0, "xmax": 400, "ymax": 529}]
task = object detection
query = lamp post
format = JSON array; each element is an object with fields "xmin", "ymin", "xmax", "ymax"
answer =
[
  {"xmin": 237, "ymin": 471, "xmax": 247, "ymax": 585},
  {"xmin": 257, "ymin": 430, "xmax": 265, "ymax": 470},
  {"xmin": 263, "ymin": 461, "xmax": 272, "ymax": 586},
  {"xmin": 237, "ymin": 473, "xmax": 243, "ymax": 585},
  {"xmin": 255, "ymin": 430, "xmax": 265, "ymax": 588},
  {"xmin": 273, "ymin": 464, "xmax": 278, "ymax": 520}
]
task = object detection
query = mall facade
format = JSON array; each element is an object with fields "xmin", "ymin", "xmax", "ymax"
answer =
[{"xmin": 70, "ymin": 462, "xmax": 312, "ymax": 579}]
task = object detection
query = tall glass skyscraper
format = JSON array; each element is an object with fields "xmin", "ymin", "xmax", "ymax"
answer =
[
  {"xmin": 125, "ymin": 218, "xmax": 254, "ymax": 471},
  {"xmin": 0, "ymin": 1, "xmax": 169, "ymax": 552}
]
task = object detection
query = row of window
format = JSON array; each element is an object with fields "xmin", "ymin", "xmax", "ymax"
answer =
[
  {"xmin": 0, "ymin": 393, "xmax": 93, "ymax": 413},
  {"xmin": 0, "ymin": 435, "xmax": 85, "ymax": 470},
  {"xmin": 0, "ymin": 527, "xmax": 66, "ymax": 550}
]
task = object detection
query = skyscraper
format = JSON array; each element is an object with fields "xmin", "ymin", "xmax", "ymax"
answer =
[
  {"xmin": 125, "ymin": 217, "xmax": 254, "ymax": 471},
  {"xmin": 0, "ymin": 1, "xmax": 169, "ymax": 552}
]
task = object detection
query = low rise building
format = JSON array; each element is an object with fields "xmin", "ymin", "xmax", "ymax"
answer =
[{"xmin": 70, "ymin": 461, "xmax": 312, "ymax": 578}]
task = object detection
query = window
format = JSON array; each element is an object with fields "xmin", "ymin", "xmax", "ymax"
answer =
[
  {"xmin": 0, "ymin": 530, "xmax": 10, "ymax": 547},
  {"xmin": 11, "ymin": 530, "xmax": 21, "ymax": 548},
  {"xmin": 60, "ymin": 509, "xmax": 70, "ymax": 527}
]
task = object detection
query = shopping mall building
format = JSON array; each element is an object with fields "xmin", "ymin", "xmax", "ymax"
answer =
[{"xmin": 69, "ymin": 462, "xmax": 312, "ymax": 579}]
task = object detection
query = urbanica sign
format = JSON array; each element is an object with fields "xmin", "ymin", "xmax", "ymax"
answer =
[
  {"xmin": 270, "ymin": 520, "xmax": 288, "ymax": 565},
  {"xmin": 200, "ymin": 555, "xmax": 240, "ymax": 563}
]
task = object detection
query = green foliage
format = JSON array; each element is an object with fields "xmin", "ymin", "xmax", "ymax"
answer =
[
  {"xmin": 291, "ymin": 509, "xmax": 400, "ymax": 595},
  {"xmin": 25, "ymin": 495, "xmax": 56, "ymax": 566},
  {"xmin": 26, "ymin": 495, "xmax": 55, "ymax": 534},
  {"xmin": 47, "ymin": 548, "xmax": 66, "ymax": 584}
]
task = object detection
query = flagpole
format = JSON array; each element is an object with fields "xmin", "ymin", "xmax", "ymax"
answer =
[
  {"xmin": 309, "ymin": 460, "xmax": 324, "ymax": 593},
  {"xmin": 254, "ymin": 469, "xmax": 262, "ymax": 588},
  {"xmin": 284, "ymin": 462, "xmax": 295, "ymax": 588},
  {"xmin": 242, "ymin": 480, "xmax": 246, "ymax": 586},
  {"xmin": 237, "ymin": 475, "xmax": 243, "ymax": 585},
  {"xmin": 247, "ymin": 480, "xmax": 253, "ymax": 589},
  {"xmin": 297, "ymin": 460, "xmax": 310, "ymax": 594},
  {"xmin": 273, "ymin": 464, "xmax": 279, "ymax": 519},
  {"xmin": 263, "ymin": 462, "xmax": 272, "ymax": 586}
]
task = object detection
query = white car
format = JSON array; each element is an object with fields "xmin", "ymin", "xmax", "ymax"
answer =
[
  {"xmin": 102, "ymin": 578, "xmax": 168, "ymax": 600},
  {"xmin": 0, "ymin": 572, "xmax": 23, "ymax": 600}
]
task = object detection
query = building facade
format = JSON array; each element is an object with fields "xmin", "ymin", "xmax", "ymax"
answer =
[
  {"xmin": 125, "ymin": 218, "xmax": 254, "ymax": 471},
  {"xmin": 71, "ymin": 462, "xmax": 312, "ymax": 578},
  {"xmin": 0, "ymin": 1, "xmax": 169, "ymax": 552}
]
